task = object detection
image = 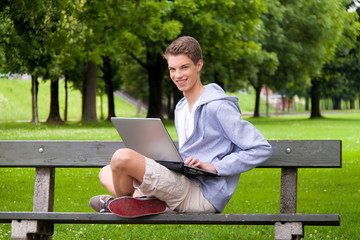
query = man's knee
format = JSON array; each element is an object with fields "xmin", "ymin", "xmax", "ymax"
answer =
[
  {"xmin": 99, "ymin": 165, "xmax": 110, "ymax": 183},
  {"xmin": 110, "ymin": 148, "xmax": 136, "ymax": 171}
]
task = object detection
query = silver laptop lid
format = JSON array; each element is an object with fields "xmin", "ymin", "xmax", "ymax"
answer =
[{"xmin": 111, "ymin": 117, "xmax": 182, "ymax": 162}]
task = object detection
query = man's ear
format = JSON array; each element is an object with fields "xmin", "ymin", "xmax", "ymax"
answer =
[{"xmin": 197, "ymin": 59, "xmax": 204, "ymax": 72}]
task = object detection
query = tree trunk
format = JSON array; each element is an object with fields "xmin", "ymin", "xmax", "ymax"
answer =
[
  {"xmin": 214, "ymin": 71, "xmax": 224, "ymax": 89},
  {"xmin": 102, "ymin": 56, "xmax": 116, "ymax": 120},
  {"xmin": 281, "ymin": 94, "xmax": 286, "ymax": 111},
  {"xmin": 253, "ymin": 85, "xmax": 261, "ymax": 117},
  {"xmin": 169, "ymin": 84, "xmax": 183, "ymax": 120},
  {"xmin": 349, "ymin": 100, "xmax": 354, "ymax": 110},
  {"xmin": 332, "ymin": 97, "xmax": 341, "ymax": 110},
  {"xmin": 99, "ymin": 88, "xmax": 104, "ymax": 120},
  {"xmin": 147, "ymin": 69, "xmax": 163, "ymax": 118},
  {"xmin": 265, "ymin": 86, "xmax": 269, "ymax": 117},
  {"xmin": 47, "ymin": 78, "xmax": 63, "ymax": 124},
  {"xmin": 305, "ymin": 97, "xmax": 309, "ymax": 111},
  {"xmin": 64, "ymin": 75, "xmax": 68, "ymax": 122},
  {"xmin": 146, "ymin": 52, "xmax": 167, "ymax": 119},
  {"xmin": 287, "ymin": 97, "xmax": 291, "ymax": 112},
  {"xmin": 31, "ymin": 75, "xmax": 39, "ymax": 125},
  {"xmin": 310, "ymin": 78, "xmax": 322, "ymax": 119},
  {"xmin": 167, "ymin": 91, "xmax": 172, "ymax": 119},
  {"xmin": 137, "ymin": 98, "xmax": 143, "ymax": 116},
  {"xmin": 324, "ymin": 98, "xmax": 329, "ymax": 110},
  {"xmin": 82, "ymin": 61, "xmax": 98, "ymax": 122}
]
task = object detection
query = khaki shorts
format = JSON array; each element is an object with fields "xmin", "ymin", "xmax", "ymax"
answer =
[{"xmin": 133, "ymin": 157, "xmax": 216, "ymax": 213}]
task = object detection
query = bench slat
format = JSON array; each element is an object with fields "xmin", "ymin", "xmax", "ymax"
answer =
[
  {"xmin": 0, "ymin": 212, "xmax": 340, "ymax": 226},
  {"xmin": 263, "ymin": 140, "xmax": 341, "ymax": 168},
  {"xmin": 0, "ymin": 140, "xmax": 341, "ymax": 168}
]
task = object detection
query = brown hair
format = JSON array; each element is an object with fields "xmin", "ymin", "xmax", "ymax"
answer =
[{"xmin": 163, "ymin": 36, "xmax": 203, "ymax": 65}]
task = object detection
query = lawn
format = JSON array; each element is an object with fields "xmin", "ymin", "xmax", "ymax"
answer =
[
  {"xmin": 0, "ymin": 78, "xmax": 144, "ymax": 122},
  {"xmin": 1, "ymin": 78, "xmax": 360, "ymax": 239},
  {"xmin": 1, "ymin": 114, "xmax": 359, "ymax": 239}
]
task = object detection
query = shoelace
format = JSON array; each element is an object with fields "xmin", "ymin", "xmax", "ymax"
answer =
[{"xmin": 99, "ymin": 196, "xmax": 110, "ymax": 213}]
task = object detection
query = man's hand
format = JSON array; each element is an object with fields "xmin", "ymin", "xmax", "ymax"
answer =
[{"xmin": 184, "ymin": 156, "xmax": 217, "ymax": 173}]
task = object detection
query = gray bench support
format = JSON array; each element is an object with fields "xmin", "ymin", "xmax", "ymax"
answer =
[
  {"xmin": 11, "ymin": 168, "xmax": 55, "ymax": 239},
  {"xmin": 0, "ymin": 140, "xmax": 342, "ymax": 240},
  {"xmin": 276, "ymin": 168, "xmax": 303, "ymax": 240}
]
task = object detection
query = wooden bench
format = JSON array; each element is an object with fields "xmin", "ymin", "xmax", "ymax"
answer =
[{"xmin": 0, "ymin": 140, "xmax": 342, "ymax": 240}]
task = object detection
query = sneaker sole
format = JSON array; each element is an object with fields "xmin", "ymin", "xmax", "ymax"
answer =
[{"xmin": 109, "ymin": 197, "xmax": 166, "ymax": 218}]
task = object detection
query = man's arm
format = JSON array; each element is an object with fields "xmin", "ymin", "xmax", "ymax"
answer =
[{"xmin": 212, "ymin": 102, "xmax": 272, "ymax": 176}]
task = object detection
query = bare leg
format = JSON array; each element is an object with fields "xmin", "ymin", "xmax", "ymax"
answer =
[
  {"xmin": 99, "ymin": 165, "xmax": 143, "ymax": 197},
  {"xmin": 100, "ymin": 148, "xmax": 146, "ymax": 197},
  {"xmin": 99, "ymin": 165, "xmax": 116, "ymax": 196}
]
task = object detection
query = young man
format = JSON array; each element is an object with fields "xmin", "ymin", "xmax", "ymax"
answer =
[{"xmin": 89, "ymin": 36, "xmax": 272, "ymax": 217}]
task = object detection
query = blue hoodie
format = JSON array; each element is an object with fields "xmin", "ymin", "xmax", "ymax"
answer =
[{"xmin": 174, "ymin": 83, "xmax": 273, "ymax": 212}]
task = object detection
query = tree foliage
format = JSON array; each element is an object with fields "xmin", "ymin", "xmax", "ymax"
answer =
[
  {"xmin": 0, "ymin": 0, "xmax": 69, "ymax": 123},
  {"xmin": 1, "ymin": 0, "xmax": 360, "ymax": 122}
]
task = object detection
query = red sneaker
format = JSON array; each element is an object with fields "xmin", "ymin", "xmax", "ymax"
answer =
[{"xmin": 109, "ymin": 196, "xmax": 167, "ymax": 218}]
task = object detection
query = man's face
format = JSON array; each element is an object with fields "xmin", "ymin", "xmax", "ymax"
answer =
[{"xmin": 167, "ymin": 54, "xmax": 203, "ymax": 93}]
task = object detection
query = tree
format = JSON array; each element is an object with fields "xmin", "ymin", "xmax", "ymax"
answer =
[
  {"xmin": 79, "ymin": 0, "xmax": 129, "ymax": 121},
  {"xmin": 254, "ymin": 0, "xmax": 356, "ymax": 118},
  {"xmin": 117, "ymin": 53, "xmax": 148, "ymax": 115},
  {"xmin": 74, "ymin": 0, "xmax": 138, "ymax": 121},
  {"xmin": 311, "ymin": 1, "xmax": 360, "ymax": 117},
  {"xmin": 344, "ymin": 40, "xmax": 360, "ymax": 108},
  {"xmin": 335, "ymin": 6, "xmax": 360, "ymax": 109},
  {"xmin": 0, "ymin": 0, "xmax": 66, "ymax": 124},
  {"xmin": 113, "ymin": 0, "xmax": 270, "ymax": 118},
  {"xmin": 170, "ymin": 0, "xmax": 276, "ymax": 118},
  {"xmin": 101, "ymin": 56, "xmax": 116, "ymax": 120},
  {"xmin": 121, "ymin": 0, "xmax": 182, "ymax": 118}
]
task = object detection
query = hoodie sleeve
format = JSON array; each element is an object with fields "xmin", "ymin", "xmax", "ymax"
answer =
[{"xmin": 212, "ymin": 101, "xmax": 273, "ymax": 176}]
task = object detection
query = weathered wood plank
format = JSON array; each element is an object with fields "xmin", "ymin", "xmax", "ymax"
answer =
[
  {"xmin": 262, "ymin": 140, "xmax": 342, "ymax": 168},
  {"xmin": 0, "ymin": 140, "xmax": 341, "ymax": 168},
  {"xmin": 0, "ymin": 212, "xmax": 340, "ymax": 226},
  {"xmin": 0, "ymin": 141, "xmax": 124, "ymax": 167}
]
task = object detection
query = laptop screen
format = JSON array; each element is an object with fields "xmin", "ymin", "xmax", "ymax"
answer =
[{"xmin": 111, "ymin": 117, "xmax": 183, "ymax": 162}]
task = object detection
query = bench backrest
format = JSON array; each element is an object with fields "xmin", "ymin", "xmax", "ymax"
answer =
[
  {"xmin": 0, "ymin": 140, "xmax": 341, "ymax": 168},
  {"xmin": 0, "ymin": 140, "xmax": 342, "ymax": 216}
]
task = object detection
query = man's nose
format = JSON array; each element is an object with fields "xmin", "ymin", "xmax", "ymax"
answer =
[{"xmin": 175, "ymin": 69, "xmax": 182, "ymax": 78}]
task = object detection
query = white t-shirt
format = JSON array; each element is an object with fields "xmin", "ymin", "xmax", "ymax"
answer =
[{"xmin": 177, "ymin": 97, "xmax": 201, "ymax": 148}]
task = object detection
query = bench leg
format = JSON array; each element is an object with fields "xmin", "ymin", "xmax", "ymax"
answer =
[
  {"xmin": 275, "ymin": 222, "xmax": 304, "ymax": 240},
  {"xmin": 11, "ymin": 220, "xmax": 53, "ymax": 240},
  {"xmin": 11, "ymin": 168, "xmax": 56, "ymax": 239}
]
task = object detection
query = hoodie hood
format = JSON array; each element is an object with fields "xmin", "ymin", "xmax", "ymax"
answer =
[{"xmin": 175, "ymin": 83, "xmax": 240, "ymax": 113}]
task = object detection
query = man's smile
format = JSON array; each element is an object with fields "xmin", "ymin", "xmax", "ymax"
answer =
[{"xmin": 177, "ymin": 79, "xmax": 187, "ymax": 86}]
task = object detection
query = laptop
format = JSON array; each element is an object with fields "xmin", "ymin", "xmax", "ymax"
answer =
[{"xmin": 111, "ymin": 117, "xmax": 218, "ymax": 177}]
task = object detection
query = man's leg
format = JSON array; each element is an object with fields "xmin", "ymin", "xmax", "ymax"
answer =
[
  {"xmin": 99, "ymin": 165, "xmax": 143, "ymax": 197},
  {"xmin": 99, "ymin": 165, "xmax": 116, "ymax": 196},
  {"xmin": 89, "ymin": 148, "xmax": 146, "ymax": 213},
  {"xmin": 108, "ymin": 148, "xmax": 146, "ymax": 197}
]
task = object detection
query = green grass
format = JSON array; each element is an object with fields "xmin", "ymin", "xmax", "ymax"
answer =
[
  {"xmin": 0, "ymin": 78, "xmax": 291, "ymax": 122},
  {"xmin": 1, "ymin": 78, "xmax": 360, "ymax": 239},
  {"xmin": 0, "ymin": 78, "xmax": 144, "ymax": 122},
  {"xmin": 1, "ymin": 114, "xmax": 359, "ymax": 239}
]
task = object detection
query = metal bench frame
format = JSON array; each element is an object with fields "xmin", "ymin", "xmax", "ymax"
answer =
[{"xmin": 0, "ymin": 140, "xmax": 342, "ymax": 240}]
